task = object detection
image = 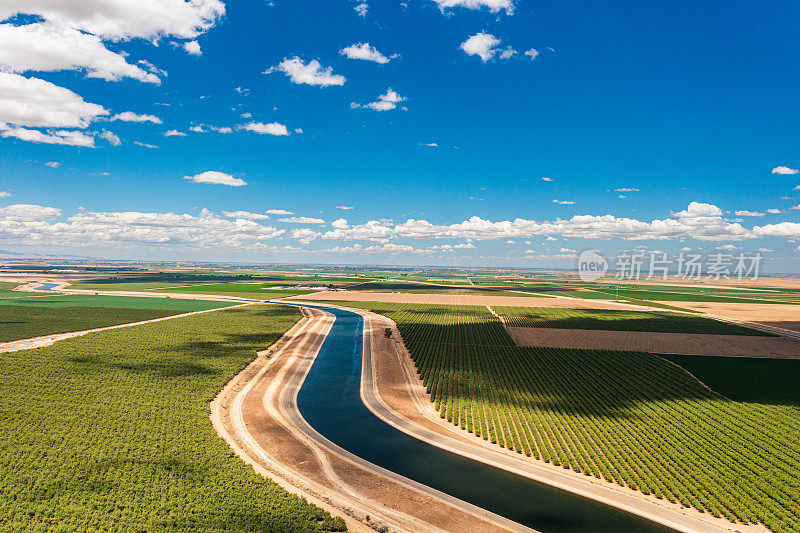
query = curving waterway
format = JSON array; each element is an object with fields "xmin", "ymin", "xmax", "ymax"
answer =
[{"xmin": 293, "ymin": 304, "xmax": 674, "ymax": 533}]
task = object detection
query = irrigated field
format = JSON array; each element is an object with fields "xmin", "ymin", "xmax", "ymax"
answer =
[
  {"xmin": 494, "ymin": 307, "xmax": 769, "ymax": 335},
  {"xmin": 0, "ymin": 296, "xmax": 239, "ymax": 342},
  {"xmin": 0, "ymin": 304, "xmax": 345, "ymax": 532},
  {"xmin": 319, "ymin": 300, "xmax": 800, "ymax": 533},
  {"xmin": 156, "ymin": 282, "xmax": 318, "ymax": 299}
]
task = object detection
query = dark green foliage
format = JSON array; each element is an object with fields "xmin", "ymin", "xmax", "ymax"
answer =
[{"xmin": 0, "ymin": 305, "xmax": 344, "ymax": 532}]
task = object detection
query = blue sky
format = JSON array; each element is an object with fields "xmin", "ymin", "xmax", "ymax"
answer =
[{"xmin": 1, "ymin": 0, "xmax": 800, "ymax": 271}]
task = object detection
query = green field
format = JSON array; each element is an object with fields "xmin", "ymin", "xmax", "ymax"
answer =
[
  {"xmin": 345, "ymin": 281, "xmax": 547, "ymax": 297},
  {"xmin": 156, "ymin": 283, "xmax": 318, "ymax": 299},
  {"xmin": 495, "ymin": 307, "xmax": 769, "ymax": 335},
  {"xmin": 315, "ymin": 301, "xmax": 800, "ymax": 532},
  {"xmin": 661, "ymin": 354, "xmax": 800, "ymax": 407},
  {"xmin": 0, "ymin": 295, "xmax": 238, "ymax": 311},
  {"xmin": 0, "ymin": 304, "xmax": 345, "ymax": 532}
]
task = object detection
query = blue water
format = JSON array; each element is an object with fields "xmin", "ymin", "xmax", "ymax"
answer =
[
  {"xmin": 35, "ymin": 283, "xmax": 60, "ymax": 291},
  {"xmin": 294, "ymin": 304, "xmax": 674, "ymax": 533}
]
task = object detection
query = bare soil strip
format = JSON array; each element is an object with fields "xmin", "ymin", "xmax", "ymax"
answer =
[
  {"xmin": 506, "ymin": 327, "xmax": 800, "ymax": 358},
  {"xmin": 211, "ymin": 306, "xmax": 522, "ymax": 533},
  {"xmin": 318, "ymin": 303, "xmax": 766, "ymax": 533},
  {"xmin": 291, "ymin": 290, "xmax": 650, "ymax": 310},
  {"xmin": 662, "ymin": 302, "xmax": 800, "ymax": 331}
]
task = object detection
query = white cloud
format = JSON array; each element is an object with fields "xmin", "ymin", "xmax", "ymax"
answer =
[
  {"xmin": 183, "ymin": 171, "xmax": 245, "ymax": 187},
  {"xmin": 460, "ymin": 32, "xmax": 502, "ymax": 62},
  {"xmin": 772, "ymin": 166, "xmax": 798, "ymax": 175},
  {"xmin": 0, "ymin": 124, "xmax": 95, "ymax": 147},
  {"xmin": 290, "ymin": 228, "xmax": 320, "ymax": 244},
  {"xmin": 498, "ymin": 47, "xmax": 516, "ymax": 60},
  {"xmin": 340, "ymin": 42, "xmax": 392, "ymax": 64},
  {"xmin": 0, "ymin": 191, "xmax": 9, "ymax": 198},
  {"xmin": 99, "ymin": 129, "xmax": 121, "ymax": 146},
  {"xmin": 279, "ymin": 216, "xmax": 325, "ymax": 224},
  {"xmin": 45, "ymin": 161, "xmax": 60, "ymax": 168},
  {"xmin": 715, "ymin": 244, "xmax": 739, "ymax": 250},
  {"xmin": 0, "ymin": 0, "xmax": 225, "ymax": 41},
  {"xmin": 552, "ymin": 199, "xmax": 575, "ymax": 205},
  {"xmin": 618, "ymin": 194, "xmax": 627, "ymax": 199},
  {"xmin": 294, "ymin": 128, "xmax": 303, "ymax": 134},
  {"xmin": 352, "ymin": 88, "xmax": 406, "ymax": 111},
  {"xmin": 335, "ymin": 206, "xmax": 354, "ymax": 210},
  {"xmin": 0, "ymin": 72, "xmax": 108, "ymax": 128},
  {"xmin": 239, "ymin": 121, "xmax": 289, "ymax": 136},
  {"xmin": 163, "ymin": 129, "xmax": 186, "ymax": 137},
  {"xmin": 0, "ymin": 203, "xmax": 61, "ymax": 221},
  {"xmin": 433, "ymin": 0, "xmax": 514, "ymax": 15},
  {"xmin": 331, "ymin": 218, "xmax": 349, "ymax": 229},
  {"xmin": 133, "ymin": 140, "xmax": 157, "ymax": 148},
  {"xmin": 265, "ymin": 209, "xmax": 294, "ymax": 215},
  {"xmin": 267, "ymin": 57, "xmax": 345, "ymax": 87},
  {"xmin": 757, "ymin": 248, "xmax": 773, "ymax": 252},
  {"xmin": 735, "ymin": 210, "xmax": 765, "ymax": 217},
  {"xmin": 183, "ymin": 40, "xmax": 201, "ymax": 55},
  {"xmin": 222, "ymin": 211, "xmax": 270, "ymax": 220},
  {"xmin": 354, "ymin": 2, "xmax": 368, "ymax": 17},
  {"xmin": 615, "ymin": 187, "xmax": 639, "ymax": 192},
  {"xmin": 524, "ymin": 48, "xmax": 539, "ymax": 60},
  {"xmin": 111, "ymin": 111, "xmax": 162, "ymax": 124},
  {"xmin": 791, "ymin": 205, "xmax": 800, "ymax": 211},
  {"xmin": 0, "ymin": 22, "xmax": 160, "ymax": 83},
  {"xmin": 767, "ymin": 208, "xmax": 781, "ymax": 214},
  {"xmin": 541, "ymin": 177, "xmax": 552, "ymax": 182},
  {"xmin": 420, "ymin": 142, "xmax": 438, "ymax": 147}
]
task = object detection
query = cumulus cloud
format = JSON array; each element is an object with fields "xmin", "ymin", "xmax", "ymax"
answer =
[
  {"xmin": 45, "ymin": 161, "xmax": 60, "ymax": 168},
  {"xmin": 0, "ymin": 191, "xmax": 9, "ymax": 198},
  {"xmin": 163, "ymin": 129, "xmax": 186, "ymax": 137},
  {"xmin": 552, "ymin": 199, "xmax": 575, "ymax": 205},
  {"xmin": 767, "ymin": 208, "xmax": 781, "ymax": 214},
  {"xmin": 735, "ymin": 210, "xmax": 765, "ymax": 217},
  {"xmin": 0, "ymin": 0, "xmax": 225, "ymax": 41},
  {"xmin": 183, "ymin": 171, "xmax": 246, "ymax": 187},
  {"xmin": 351, "ymin": 88, "xmax": 406, "ymax": 111},
  {"xmin": 433, "ymin": 0, "xmax": 514, "ymax": 15},
  {"xmin": 420, "ymin": 142, "xmax": 438, "ymax": 147},
  {"xmin": 266, "ymin": 57, "xmax": 345, "ymax": 86},
  {"xmin": 340, "ymin": 42, "xmax": 393, "ymax": 64},
  {"xmin": 772, "ymin": 166, "xmax": 798, "ymax": 175},
  {"xmin": 239, "ymin": 121, "xmax": 289, "ymax": 136},
  {"xmin": 354, "ymin": 2, "xmax": 368, "ymax": 17},
  {"xmin": 111, "ymin": 111, "xmax": 162, "ymax": 124},
  {"xmin": 331, "ymin": 218, "xmax": 349, "ymax": 229},
  {"xmin": 336, "ymin": 205, "xmax": 354, "ymax": 210},
  {"xmin": 278, "ymin": 216, "xmax": 325, "ymax": 224},
  {"xmin": 0, "ymin": 22, "xmax": 160, "ymax": 83},
  {"xmin": 98, "ymin": 129, "xmax": 120, "ymax": 146},
  {"xmin": 0, "ymin": 124, "xmax": 95, "ymax": 147},
  {"xmin": 183, "ymin": 40, "xmax": 201, "ymax": 55},
  {"xmin": 0, "ymin": 72, "xmax": 108, "ymax": 128},
  {"xmin": 0, "ymin": 203, "xmax": 61, "ymax": 221},
  {"xmin": 524, "ymin": 48, "xmax": 539, "ymax": 60},
  {"xmin": 460, "ymin": 32, "xmax": 502, "ymax": 62},
  {"xmin": 290, "ymin": 228, "xmax": 320, "ymax": 244},
  {"xmin": 615, "ymin": 187, "xmax": 639, "ymax": 192},
  {"xmin": 222, "ymin": 211, "xmax": 270, "ymax": 220}
]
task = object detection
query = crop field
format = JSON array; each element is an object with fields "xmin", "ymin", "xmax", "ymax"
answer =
[
  {"xmin": 319, "ymin": 300, "xmax": 800, "ymax": 532},
  {"xmin": 0, "ymin": 304, "xmax": 345, "ymax": 532},
  {"xmin": 156, "ymin": 282, "xmax": 318, "ymax": 299},
  {"xmin": 660, "ymin": 355, "xmax": 800, "ymax": 407},
  {"xmin": 0, "ymin": 295, "xmax": 237, "ymax": 311},
  {"xmin": 494, "ymin": 307, "xmax": 769, "ymax": 335},
  {"xmin": 345, "ymin": 281, "xmax": 544, "ymax": 297}
]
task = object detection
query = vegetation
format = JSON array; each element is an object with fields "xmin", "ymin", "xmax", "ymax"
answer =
[
  {"xmin": 494, "ymin": 307, "xmax": 769, "ymax": 335},
  {"xmin": 0, "ymin": 305, "xmax": 346, "ymax": 532},
  {"xmin": 345, "ymin": 281, "xmax": 545, "ymax": 297},
  {"xmin": 313, "ymin": 300, "xmax": 800, "ymax": 532},
  {"xmin": 156, "ymin": 282, "xmax": 318, "ymax": 299},
  {"xmin": 661, "ymin": 354, "xmax": 800, "ymax": 407},
  {"xmin": 0, "ymin": 294, "xmax": 237, "ymax": 311}
]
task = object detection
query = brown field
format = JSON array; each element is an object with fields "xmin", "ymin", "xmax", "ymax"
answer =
[
  {"xmin": 293, "ymin": 290, "xmax": 650, "ymax": 309},
  {"xmin": 506, "ymin": 327, "xmax": 800, "ymax": 358},
  {"xmin": 661, "ymin": 301, "xmax": 800, "ymax": 331}
]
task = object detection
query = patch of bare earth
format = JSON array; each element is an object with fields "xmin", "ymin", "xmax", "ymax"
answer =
[
  {"xmin": 660, "ymin": 302, "xmax": 800, "ymax": 331},
  {"xmin": 506, "ymin": 327, "xmax": 800, "ymax": 358}
]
